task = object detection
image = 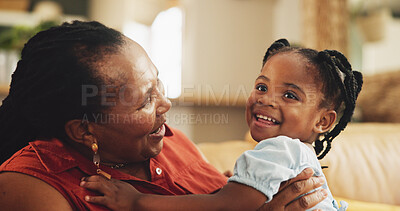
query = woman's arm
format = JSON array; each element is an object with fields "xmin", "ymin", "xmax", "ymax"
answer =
[
  {"xmin": 0, "ymin": 172, "xmax": 73, "ymax": 211},
  {"xmin": 82, "ymin": 168, "xmax": 327, "ymax": 211},
  {"xmin": 257, "ymin": 169, "xmax": 328, "ymax": 211}
]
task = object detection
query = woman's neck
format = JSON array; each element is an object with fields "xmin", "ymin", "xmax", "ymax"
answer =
[
  {"xmin": 64, "ymin": 139, "xmax": 152, "ymax": 181},
  {"xmin": 118, "ymin": 161, "xmax": 152, "ymax": 181}
]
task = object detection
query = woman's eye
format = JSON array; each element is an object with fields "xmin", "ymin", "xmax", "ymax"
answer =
[
  {"xmin": 139, "ymin": 95, "xmax": 155, "ymax": 109},
  {"xmin": 284, "ymin": 92, "xmax": 298, "ymax": 100},
  {"xmin": 255, "ymin": 84, "xmax": 268, "ymax": 92},
  {"xmin": 147, "ymin": 95, "xmax": 157, "ymax": 105}
]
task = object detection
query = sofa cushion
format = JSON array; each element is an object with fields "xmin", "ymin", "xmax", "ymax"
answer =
[{"xmin": 320, "ymin": 123, "xmax": 400, "ymax": 205}]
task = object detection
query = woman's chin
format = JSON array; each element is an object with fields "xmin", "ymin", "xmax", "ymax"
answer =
[{"xmin": 143, "ymin": 140, "xmax": 164, "ymax": 159}]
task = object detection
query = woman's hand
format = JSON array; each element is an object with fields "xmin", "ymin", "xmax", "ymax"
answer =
[
  {"xmin": 80, "ymin": 175, "xmax": 141, "ymax": 211},
  {"xmin": 257, "ymin": 168, "xmax": 328, "ymax": 211}
]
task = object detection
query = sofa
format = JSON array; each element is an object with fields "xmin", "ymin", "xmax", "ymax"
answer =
[
  {"xmin": 197, "ymin": 71, "xmax": 400, "ymax": 210},
  {"xmin": 197, "ymin": 123, "xmax": 400, "ymax": 210}
]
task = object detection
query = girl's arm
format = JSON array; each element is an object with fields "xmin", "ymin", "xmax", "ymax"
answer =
[
  {"xmin": 81, "ymin": 168, "xmax": 327, "ymax": 211},
  {"xmin": 139, "ymin": 182, "xmax": 265, "ymax": 210},
  {"xmin": 81, "ymin": 177, "xmax": 266, "ymax": 211}
]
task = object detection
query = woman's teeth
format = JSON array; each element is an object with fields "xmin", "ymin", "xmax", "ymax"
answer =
[
  {"xmin": 151, "ymin": 127, "xmax": 161, "ymax": 134},
  {"xmin": 256, "ymin": 114, "xmax": 279, "ymax": 124}
]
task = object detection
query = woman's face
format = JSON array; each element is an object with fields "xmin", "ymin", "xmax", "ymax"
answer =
[{"xmin": 91, "ymin": 39, "xmax": 171, "ymax": 163}]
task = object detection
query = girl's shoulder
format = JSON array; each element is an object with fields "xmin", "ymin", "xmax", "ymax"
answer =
[{"xmin": 255, "ymin": 135, "xmax": 304, "ymax": 150}]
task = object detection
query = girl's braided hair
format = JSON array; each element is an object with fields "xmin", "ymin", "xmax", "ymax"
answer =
[
  {"xmin": 0, "ymin": 21, "xmax": 125, "ymax": 163},
  {"xmin": 263, "ymin": 39, "xmax": 363, "ymax": 159}
]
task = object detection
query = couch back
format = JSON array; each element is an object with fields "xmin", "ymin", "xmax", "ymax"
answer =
[
  {"xmin": 319, "ymin": 123, "xmax": 400, "ymax": 205},
  {"xmin": 198, "ymin": 123, "xmax": 400, "ymax": 205}
]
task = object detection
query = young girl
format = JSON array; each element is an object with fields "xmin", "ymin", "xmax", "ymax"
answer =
[{"xmin": 81, "ymin": 39, "xmax": 362, "ymax": 210}]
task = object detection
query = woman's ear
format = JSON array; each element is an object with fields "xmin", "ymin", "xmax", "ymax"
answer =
[
  {"xmin": 313, "ymin": 110, "xmax": 337, "ymax": 134},
  {"xmin": 64, "ymin": 120, "xmax": 95, "ymax": 146}
]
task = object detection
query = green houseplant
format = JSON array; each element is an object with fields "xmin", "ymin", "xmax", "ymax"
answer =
[{"xmin": 0, "ymin": 21, "xmax": 58, "ymax": 87}]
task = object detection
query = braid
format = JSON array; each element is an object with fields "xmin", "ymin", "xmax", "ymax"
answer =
[
  {"xmin": 314, "ymin": 50, "xmax": 363, "ymax": 159},
  {"xmin": 0, "ymin": 21, "xmax": 125, "ymax": 163},
  {"xmin": 262, "ymin": 39, "xmax": 363, "ymax": 160},
  {"xmin": 262, "ymin": 39, "xmax": 290, "ymax": 66}
]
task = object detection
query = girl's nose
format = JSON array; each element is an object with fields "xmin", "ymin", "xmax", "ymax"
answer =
[{"xmin": 257, "ymin": 91, "xmax": 278, "ymax": 108}]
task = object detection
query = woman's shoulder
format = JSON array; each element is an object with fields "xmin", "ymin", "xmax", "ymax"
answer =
[
  {"xmin": 0, "ymin": 172, "xmax": 73, "ymax": 210},
  {"xmin": 0, "ymin": 138, "xmax": 74, "ymax": 172},
  {"xmin": 0, "ymin": 139, "xmax": 112, "ymax": 210}
]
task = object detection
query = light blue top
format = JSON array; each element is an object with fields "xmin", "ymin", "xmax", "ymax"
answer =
[{"xmin": 228, "ymin": 135, "xmax": 347, "ymax": 211}]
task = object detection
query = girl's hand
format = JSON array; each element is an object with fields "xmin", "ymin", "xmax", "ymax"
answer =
[
  {"xmin": 257, "ymin": 168, "xmax": 328, "ymax": 211},
  {"xmin": 80, "ymin": 175, "xmax": 141, "ymax": 211}
]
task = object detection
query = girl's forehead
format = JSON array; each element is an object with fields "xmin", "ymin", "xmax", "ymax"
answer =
[
  {"xmin": 261, "ymin": 53, "xmax": 323, "ymax": 90},
  {"xmin": 262, "ymin": 53, "xmax": 313, "ymax": 77}
]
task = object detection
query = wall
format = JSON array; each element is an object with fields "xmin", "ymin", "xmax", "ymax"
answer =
[
  {"xmin": 272, "ymin": 0, "xmax": 302, "ymax": 43},
  {"xmin": 166, "ymin": 0, "xmax": 301, "ymax": 143},
  {"xmin": 181, "ymin": 0, "xmax": 275, "ymax": 100},
  {"xmin": 166, "ymin": 0, "xmax": 272, "ymax": 143},
  {"xmin": 362, "ymin": 18, "xmax": 400, "ymax": 75}
]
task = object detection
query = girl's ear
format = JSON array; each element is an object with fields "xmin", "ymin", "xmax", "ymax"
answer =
[
  {"xmin": 313, "ymin": 110, "xmax": 337, "ymax": 134},
  {"xmin": 64, "ymin": 120, "xmax": 96, "ymax": 147}
]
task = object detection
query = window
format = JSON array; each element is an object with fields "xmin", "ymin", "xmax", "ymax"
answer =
[{"xmin": 123, "ymin": 7, "xmax": 182, "ymax": 99}]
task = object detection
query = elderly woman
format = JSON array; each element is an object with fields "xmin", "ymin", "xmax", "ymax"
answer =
[{"xmin": 0, "ymin": 21, "xmax": 325, "ymax": 210}]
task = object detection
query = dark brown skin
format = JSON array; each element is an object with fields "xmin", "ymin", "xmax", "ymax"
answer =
[{"xmin": 81, "ymin": 168, "xmax": 327, "ymax": 211}]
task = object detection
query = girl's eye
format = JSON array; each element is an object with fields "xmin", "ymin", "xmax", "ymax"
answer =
[
  {"xmin": 255, "ymin": 84, "xmax": 268, "ymax": 92},
  {"xmin": 284, "ymin": 92, "xmax": 299, "ymax": 100}
]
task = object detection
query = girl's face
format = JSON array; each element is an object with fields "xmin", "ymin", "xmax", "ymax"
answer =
[{"xmin": 246, "ymin": 52, "xmax": 330, "ymax": 144}]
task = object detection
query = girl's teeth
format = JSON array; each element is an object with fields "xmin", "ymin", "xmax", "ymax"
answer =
[{"xmin": 256, "ymin": 114, "xmax": 277, "ymax": 123}]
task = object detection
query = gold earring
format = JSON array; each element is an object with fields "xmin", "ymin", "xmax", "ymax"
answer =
[{"xmin": 91, "ymin": 141, "xmax": 111, "ymax": 180}]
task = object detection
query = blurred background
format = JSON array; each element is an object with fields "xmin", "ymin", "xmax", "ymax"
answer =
[{"xmin": 0, "ymin": 0, "xmax": 399, "ymax": 143}]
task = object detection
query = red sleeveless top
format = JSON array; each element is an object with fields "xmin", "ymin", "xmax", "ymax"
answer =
[{"xmin": 0, "ymin": 125, "xmax": 227, "ymax": 210}]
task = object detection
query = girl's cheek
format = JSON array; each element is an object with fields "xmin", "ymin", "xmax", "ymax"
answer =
[{"xmin": 247, "ymin": 91, "xmax": 257, "ymax": 104}]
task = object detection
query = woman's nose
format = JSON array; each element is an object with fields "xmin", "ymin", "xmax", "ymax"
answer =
[
  {"xmin": 156, "ymin": 94, "xmax": 172, "ymax": 115},
  {"xmin": 156, "ymin": 80, "xmax": 171, "ymax": 115}
]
